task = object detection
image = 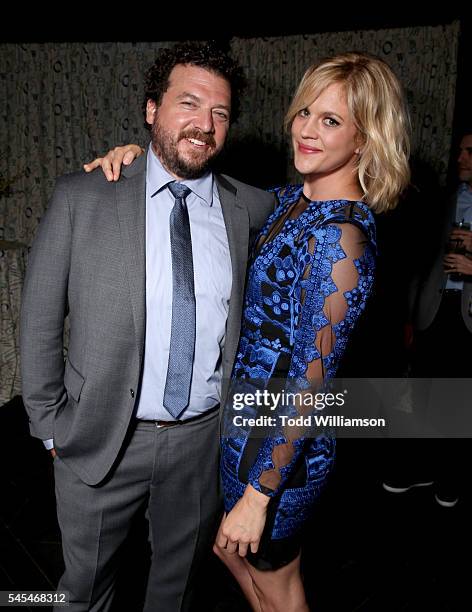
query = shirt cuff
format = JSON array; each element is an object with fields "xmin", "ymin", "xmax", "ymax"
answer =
[{"xmin": 43, "ymin": 439, "xmax": 54, "ymax": 450}]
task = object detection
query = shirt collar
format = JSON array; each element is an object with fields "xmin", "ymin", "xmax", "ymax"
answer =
[
  {"xmin": 458, "ymin": 182, "xmax": 472, "ymax": 195},
  {"xmin": 147, "ymin": 144, "xmax": 214, "ymax": 206}
]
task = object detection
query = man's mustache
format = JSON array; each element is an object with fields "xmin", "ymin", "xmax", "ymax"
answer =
[{"xmin": 180, "ymin": 129, "xmax": 216, "ymax": 148}]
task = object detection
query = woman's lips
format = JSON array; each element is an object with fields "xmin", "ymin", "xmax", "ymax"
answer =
[{"xmin": 298, "ymin": 143, "xmax": 322, "ymax": 154}]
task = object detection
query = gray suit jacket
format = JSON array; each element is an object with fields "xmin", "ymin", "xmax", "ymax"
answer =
[
  {"xmin": 411, "ymin": 192, "xmax": 472, "ymax": 333},
  {"xmin": 20, "ymin": 153, "xmax": 275, "ymax": 485}
]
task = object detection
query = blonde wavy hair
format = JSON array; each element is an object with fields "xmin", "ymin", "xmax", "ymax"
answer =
[{"xmin": 285, "ymin": 52, "xmax": 411, "ymax": 212}]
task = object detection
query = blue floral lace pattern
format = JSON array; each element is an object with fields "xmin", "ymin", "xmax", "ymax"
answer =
[{"xmin": 221, "ymin": 184, "xmax": 376, "ymax": 539}]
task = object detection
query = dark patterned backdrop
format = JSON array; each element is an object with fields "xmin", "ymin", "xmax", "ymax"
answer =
[{"xmin": 0, "ymin": 23, "xmax": 460, "ymax": 402}]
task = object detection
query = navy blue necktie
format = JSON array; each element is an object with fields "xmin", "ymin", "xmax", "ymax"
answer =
[{"xmin": 163, "ymin": 182, "xmax": 196, "ymax": 419}]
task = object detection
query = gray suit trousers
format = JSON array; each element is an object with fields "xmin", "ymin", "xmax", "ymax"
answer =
[{"xmin": 53, "ymin": 410, "xmax": 221, "ymax": 612}]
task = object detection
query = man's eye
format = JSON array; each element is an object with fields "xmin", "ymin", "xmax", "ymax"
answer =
[{"xmin": 214, "ymin": 111, "xmax": 229, "ymax": 121}]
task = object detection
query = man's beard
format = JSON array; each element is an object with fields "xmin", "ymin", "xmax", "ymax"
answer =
[{"xmin": 151, "ymin": 118, "xmax": 220, "ymax": 180}]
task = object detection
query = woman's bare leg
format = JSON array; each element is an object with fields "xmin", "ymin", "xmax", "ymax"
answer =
[
  {"xmin": 244, "ymin": 552, "xmax": 309, "ymax": 612},
  {"xmin": 214, "ymin": 513, "xmax": 308, "ymax": 611},
  {"xmin": 213, "ymin": 542, "xmax": 262, "ymax": 611},
  {"xmin": 214, "ymin": 541, "xmax": 308, "ymax": 611}
]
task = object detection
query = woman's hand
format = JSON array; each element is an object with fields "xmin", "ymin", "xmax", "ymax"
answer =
[
  {"xmin": 83, "ymin": 144, "xmax": 144, "ymax": 182},
  {"xmin": 443, "ymin": 253, "xmax": 472, "ymax": 275},
  {"xmin": 215, "ymin": 485, "xmax": 269, "ymax": 558}
]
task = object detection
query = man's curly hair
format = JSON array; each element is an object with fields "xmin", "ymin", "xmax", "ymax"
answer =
[{"xmin": 142, "ymin": 41, "xmax": 245, "ymax": 128}]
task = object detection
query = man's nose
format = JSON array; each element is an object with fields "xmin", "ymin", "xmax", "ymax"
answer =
[{"xmin": 194, "ymin": 109, "xmax": 215, "ymax": 133}]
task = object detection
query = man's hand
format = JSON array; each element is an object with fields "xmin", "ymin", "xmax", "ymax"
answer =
[
  {"xmin": 443, "ymin": 253, "xmax": 472, "ymax": 275},
  {"xmin": 215, "ymin": 485, "xmax": 269, "ymax": 558},
  {"xmin": 449, "ymin": 228, "xmax": 472, "ymax": 253},
  {"xmin": 50, "ymin": 448, "xmax": 56, "ymax": 459},
  {"xmin": 83, "ymin": 144, "xmax": 144, "ymax": 182}
]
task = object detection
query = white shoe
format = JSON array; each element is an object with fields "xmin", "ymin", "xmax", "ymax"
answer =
[
  {"xmin": 382, "ymin": 480, "xmax": 434, "ymax": 493},
  {"xmin": 434, "ymin": 488, "xmax": 459, "ymax": 507}
]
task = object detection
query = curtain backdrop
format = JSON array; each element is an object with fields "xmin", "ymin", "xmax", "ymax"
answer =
[{"xmin": 0, "ymin": 23, "xmax": 460, "ymax": 403}]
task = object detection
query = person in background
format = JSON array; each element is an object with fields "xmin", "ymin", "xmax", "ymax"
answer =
[
  {"xmin": 383, "ymin": 130, "xmax": 472, "ymax": 508},
  {"xmin": 410, "ymin": 129, "xmax": 472, "ymax": 373}
]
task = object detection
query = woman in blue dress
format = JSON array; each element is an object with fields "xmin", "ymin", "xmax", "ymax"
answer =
[
  {"xmin": 87, "ymin": 52, "xmax": 410, "ymax": 611},
  {"xmin": 212, "ymin": 52, "xmax": 410, "ymax": 611}
]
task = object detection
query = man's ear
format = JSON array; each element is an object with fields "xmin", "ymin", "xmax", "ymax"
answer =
[{"xmin": 146, "ymin": 100, "xmax": 157, "ymax": 126}]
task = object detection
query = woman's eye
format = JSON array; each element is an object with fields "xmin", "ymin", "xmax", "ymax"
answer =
[
  {"xmin": 323, "ymin": 117, "xmax": 340, "ymax": 127},
  {"xmin": 298, "ymin": 108, "xmax": 310, "ymax": 118}
]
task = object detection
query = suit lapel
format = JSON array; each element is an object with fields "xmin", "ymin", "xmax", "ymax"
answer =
[
  {"xmin": 115, "ymin": 154, "xmax": 147, "ymax": 360},
  {"xmin": 216, "ymin": 175, "xmax": 249, "ymax": 376}
]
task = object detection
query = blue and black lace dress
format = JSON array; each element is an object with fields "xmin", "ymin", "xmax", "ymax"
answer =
[{"xmin": 220, "ymin": 185, "xmax": 376, "ymax": 569}]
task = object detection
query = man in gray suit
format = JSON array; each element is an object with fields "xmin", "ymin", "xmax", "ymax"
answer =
[{"xmin": 20, "ymin": 42, "xmax": 274, "ymax": 611}]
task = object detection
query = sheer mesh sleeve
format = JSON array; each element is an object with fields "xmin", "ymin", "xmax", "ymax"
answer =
[{"xmin": 247, "ymin": 216, "xmax": 376, "ymax": 496}]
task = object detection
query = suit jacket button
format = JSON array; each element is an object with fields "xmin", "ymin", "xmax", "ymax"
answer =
[{"xmin": 130, "ymin": 389, "xmax": 135, "ymax": 398}]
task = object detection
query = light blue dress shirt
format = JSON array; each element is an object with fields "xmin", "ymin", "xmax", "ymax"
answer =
[{"xmin": 136, "ymin": 146, "xmax": 232, "ymax": 420}]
